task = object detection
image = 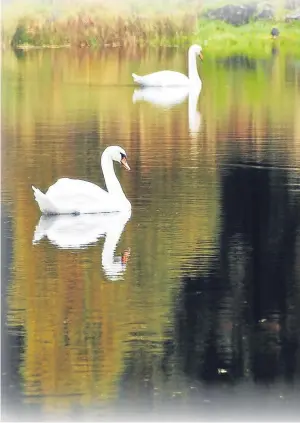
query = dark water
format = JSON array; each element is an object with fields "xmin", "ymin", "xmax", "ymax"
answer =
[{"xmin": 2, "ymin": 47, "xmax": 300, "ymax": 421}]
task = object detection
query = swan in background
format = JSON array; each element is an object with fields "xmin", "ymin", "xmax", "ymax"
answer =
[
  {"xmin": 32, "ymin": 146, "xmax": 131, "ymax": 214},
  {"xmin": 132, "ymin": 44, "xmax": 203, "ymax": 87},
  {"xmin": 33, "ymin": 210, "xmax": 131, "ymax": 281}
]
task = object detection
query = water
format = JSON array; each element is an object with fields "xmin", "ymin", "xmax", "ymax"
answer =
[{"xmin": 2, "ymin": 46, "xmax": 300, "ymax": 421}]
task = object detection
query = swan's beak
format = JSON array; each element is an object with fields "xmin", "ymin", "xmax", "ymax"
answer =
[
  {"xmin": 199, "ymin": 52, "xmax": 203, "ymax": 60},
  {"xmin": 121, "ymin": 157, "xmax": 130, "ymax": 171}
]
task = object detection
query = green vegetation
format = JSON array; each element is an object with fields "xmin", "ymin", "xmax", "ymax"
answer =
[
  {"xmin": 7, "ymin": 17, "xmax": 300, "ymax": 58},
  {"xmin": 196, "ymin": 19, "xmax": 300, "ymax": 57},
  {"xmin": 2, "ymin": 0, "xmax": 300, "ymax": 57}
]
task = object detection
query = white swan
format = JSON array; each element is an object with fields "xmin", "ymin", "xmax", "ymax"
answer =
[
  {"xmin": 32, "ymin": 210, "xmax": 131, "ymax": 281},
  {"xmin": 32, "ymin": 146, "xmax": 131, "ymax": 214},
  {"xmin": 132, "ymin": 44, "xmax": 203, "ymax": 87}
]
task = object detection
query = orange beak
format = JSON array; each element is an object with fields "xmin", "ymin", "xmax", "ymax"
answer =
[
  {"xmin": 121, "ymin": 156, "xmax": 130, "ymax": 171},
  {"xmin": 199, "ymin": 52, "xmax": 203, "ymax": 60}
]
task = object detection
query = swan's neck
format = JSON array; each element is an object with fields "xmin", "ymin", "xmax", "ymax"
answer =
[
  {"xmin": 188, "ymin": 49, "xmax": 201, "ymax": 85},
  {"xmin": 101, "ymin": 153, "xmax": 126, "ymax": 199}
]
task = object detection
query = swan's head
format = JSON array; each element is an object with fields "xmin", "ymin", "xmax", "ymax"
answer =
[
  {"xmin": 104, "ymin": 146, "xmax": 130, "ymax": 171},
  {"xmin": 190, "ymin": 44, "xmax": 203, "ymax": 60}
]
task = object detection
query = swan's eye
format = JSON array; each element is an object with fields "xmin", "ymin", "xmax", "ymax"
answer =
[{"xmin": 120, "ymin": 153, "xmax": 126, "ymax": 160}]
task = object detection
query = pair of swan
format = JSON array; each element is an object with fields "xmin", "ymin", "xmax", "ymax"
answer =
[
  {"xmin": 32, "ymin": 45, "xmax": 203, "ymax": 277},
  {"xmin": 32, "ymin": 45, "xmax": 202, "ymax": 280},
  {"xmin": 32, "ymin": 44, "xmax": 203, "ymax": 216}
]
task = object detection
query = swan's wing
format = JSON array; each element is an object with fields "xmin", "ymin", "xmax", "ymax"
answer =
[
  {"xmin": 46, "ymin": 178, "xmax": 110, "ymax": 213},
  {"xmin": 46, "ymin": 178, "xmax": 107, "ymax": 198}
]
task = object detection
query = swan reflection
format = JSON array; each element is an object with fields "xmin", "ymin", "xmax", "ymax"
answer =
[
  {"xmin": 132, "ymin": 86, "xmax": 189, "ymax": 108},
  {"xmin": 132, "ymin": 86, "xmax": 202, "ymax": 136},
  {"xmin": 188, "ymin": 88, "xmax": 202, "ymax": 137},
  {"xmin": 33, "ymin": 210, "xmax": 131, "ymax": 281}
]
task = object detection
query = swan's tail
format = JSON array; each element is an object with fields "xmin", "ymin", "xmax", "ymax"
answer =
[
  {"xmin": 32, "ymin": 186, "xmax": 58, "ymax": 215},
  {"xmin": 132, "ymin": 73, "xmax": 143, "ymax": 84}
]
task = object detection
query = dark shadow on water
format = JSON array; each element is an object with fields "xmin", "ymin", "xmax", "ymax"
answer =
[
  {"xmin": 175, "ymin": 163, "xmax": 300, "ymax": 386},
  {"xmin": 1, "ymin": 205, "xmax": 25, "ymax": 419}
]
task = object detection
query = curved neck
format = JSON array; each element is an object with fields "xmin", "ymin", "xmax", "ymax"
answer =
[
  {"xmin": 188, "ymin": 49, "xmax": 201, "ymax": 84},
  {"xmin": 101, "ymin": 152, "xmax": 126, "ymax": 199}
]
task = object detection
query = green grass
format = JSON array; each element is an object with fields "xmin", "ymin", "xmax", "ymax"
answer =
[{"xmin": 193, "ymin": 19, "xmax": 300, "ymax": 57}]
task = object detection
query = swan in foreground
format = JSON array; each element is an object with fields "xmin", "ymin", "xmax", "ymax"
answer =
[
  {"xmin": 33, "ymin": 210, "xmax": 131, "ymax": 281},
  {"xmin": 132, "ymin": 44, "xmax": 203, "ymax": 87},
  {"xmin": 32, "ymin": 146, "xmax": 131, "ymax": 214}
]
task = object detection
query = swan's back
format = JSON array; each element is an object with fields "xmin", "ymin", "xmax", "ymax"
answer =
[
  {"xmin": 45, "ymin": 178, "xmax": 110, "ymax": 214},
  {"xmin": 46, "ymin": 178, "xmax": 106, "ymax": 198}
]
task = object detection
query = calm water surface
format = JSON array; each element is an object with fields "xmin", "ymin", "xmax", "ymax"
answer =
[{"xmin": 2, "ymin": 47, "xmax": 300, "ymax": 421}]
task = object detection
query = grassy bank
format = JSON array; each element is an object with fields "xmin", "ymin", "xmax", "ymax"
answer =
[
  {"xmin": 2, "ymin": 0, "xmax": 300, "ymax": 57},
  {"xmin": 7, "ymin": 18, "xmax": 300, "ymax": 58},
  {"xmin": 196, "ymin": 19, "xmax": 300, "ymax": 57}
]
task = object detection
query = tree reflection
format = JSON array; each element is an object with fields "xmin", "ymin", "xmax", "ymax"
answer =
[{"xmin": 174, "ymin": 163, "xmax": 300, "ymax": 385}]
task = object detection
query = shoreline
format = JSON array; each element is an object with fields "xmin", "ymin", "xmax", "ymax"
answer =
[
  {"xmin": 3, "ymin": 4, "xmax": 300, "ymax": 58},
  {"xmin": 8, "ymin": 22, "xmax": 300, "ymax": 59},
  {"xmin": 13, "ymin": 43, "xmax": 71, "ymax": 50}
]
